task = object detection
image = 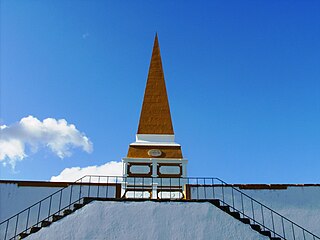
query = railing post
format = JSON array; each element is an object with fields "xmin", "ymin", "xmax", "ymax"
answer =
[
  {"xmin": 170, "ymin": 177, "xmax": 172, "ymax": 200},
  {"xmin": 251, "ymin": 199, "xmax": 255, "ymax": 223},
  {"xmin": 142, "ymin": 177, "xmax": 145, "ymax": 199},
  {"xmin": 97, "ymin": 176, "xmax": 100, "ymax": 198},
  {"xmin": 48, "ymin": 196, "xmax": 52, "ymax": 219},
  {"xmin": 231, "ymin": 187, "xmax": 235, "ymax": 209},
  {"xmin": 271, "ymin": 211, "xmax": 275, "ymax": 237},
  {"xmin": 106, "ymin": 176, "xmax": 109, "ymax": 198},
  {"xmin": 88, "ymin": 176, "xmax": 92, "ymax": 197},
  {"xmin": 196, "ymin": 178, "xmax": 199, "ymax": 200},
  {"xmin": 58, "ymin": 191, "xmax": 63, "ymax": 215},
  {"xmin": 79, "ymin": 178, "xmax": 82, "ymax": 203},
  {"xmin": 186, "ymin": 178, "xmax": 190, "ymax": 200},
  {"xmin": 204, "ymin": 178, "xmax": 207, "ymax": 200},
  {"xmin": 292, "ymin": 222, "xmax": 296, "ymax": 240},
  {"xmin": 4, "ymin": 219, "xmax": 9, "ymax": 240},
  {"xmin": 37, "ymin": 202, "xmax": 42, "ymax": 226},
  {"xmin": 222, "ymin": 182, "xmax": 225, "ymax": 205},
  {"xmin": 281, "ymin": 218, "xmax": 286, "ymax": 239},
  {"xmin": 14, "ymin": 215, "xmax": 19, "ymax": 238},
  {"xmin": 212, "ymin": 178, "xmax": 215, "ymax": 199},
  {"xmin": 69, "ymin": 185, "xmax": 73, "ymax": 206},
  {"xmin": 261, "ymin": 205, "xmax": 265, "ymax": 231},
  {"xmin": 116, "ymin": 176, "xmax": 119, "ymax": 198},
  {"xmin": 133, "ymin": 177, "xmax": 136, "ymax": 199},
  {"xmin": 178, "ymin": 177, "xmax": 181, "ymax": 199},
  {"xmin": 26, "ymin": 208, "xmax": 30, "ymax": 232},
  {"xmin": 122, "ymin": 176, "xmax": 126, "ymax": 199},
  {"xmin": 160, "ymin": 177, "xmax": 163, "ymax": 199},
  {"xmin": 241, "ymin": 193, "xmax": 244, "ymax": 218},
  {"xmin": 152, "ymin": 179, "xmax": 158, "ymax": 200}
]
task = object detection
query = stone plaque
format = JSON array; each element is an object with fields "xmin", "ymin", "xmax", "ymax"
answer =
[{"xmin": 148, "ymin": 149, "xmax": 162, "ymax": 157}]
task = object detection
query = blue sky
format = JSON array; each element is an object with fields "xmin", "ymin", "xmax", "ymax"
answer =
[{"xmin": 0, "ymin": 0, "xmax": 319, "ymax": 183}]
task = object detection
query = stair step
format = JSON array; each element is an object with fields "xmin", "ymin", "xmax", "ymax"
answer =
[
  {"xmin": 73, "ymin": 203, "xmax": 84, "ymax": 210},
  {"xmin": 219, "ymin": 205, "xmax": 230, "ymax": 213},
  {"xmin": 229, "ymin": 211, "xmax": 240, "ymax": 219},
  {"xmin": 63, "ymin": 209, "xmax": 73, "ymax": 216},
  {"xmin": 30, "ymin": 226, "xmax": 41, "ymax": 234},
  {"xmin": 41, "ymin": 220, "xmax": 51, "ymax": 227},
  {"xmin": 240, "ymin": 218, "xmax": 250, "ymax": 224},
  {"xmin": 250, "ymin": 224, "xmax": 261, "ymax": 231},
  {"xmin": 19, "ymin": 232, "xmax": 29, "ymax": 239},
  {"xmin": 209, "ymin": 199, "xmax": 220, "ymax": 207},
  {"xmin": 260, "ymin": 230, "xmax": 271, "ymax": 237},
  {"xmin": 52, "ymin": 214, "xmax": 63, "ymax": 222},
  {"xmin": 83, "ymin": 197, "xmax": 94, "ymax": 204}
]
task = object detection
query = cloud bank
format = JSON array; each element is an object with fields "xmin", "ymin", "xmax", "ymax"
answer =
[
  {"xmin": 50, "ymin": 161, "xmax": 123, "ymax": 182},
  {"xmin": 0, "ymin": 116, "xmax": 93, "ymax": 167}
]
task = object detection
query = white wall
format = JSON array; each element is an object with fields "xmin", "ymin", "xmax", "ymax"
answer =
[
  {"xmin": 0, "ymin": 183, "xmax": 62, "ymax": 221},
  {"xmin": 27, "ymin": 201, "xmax": 269, "ymax": 240},
  {"xmin": 2, "ymin": 182, "xmax": 320, "ymax": 239},
  {"xmin": 189, "ymin": 185, "xmax": 320, "ymax": 238},
  {"xmin": 0, "ymin": 181, "xmax": 119, "ymax": 240}
]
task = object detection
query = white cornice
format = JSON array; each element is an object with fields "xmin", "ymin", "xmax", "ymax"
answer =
[
  {"xmin": 130, "ymin": 134, "xmax": 180, "ymax": 146},
  {"xmin": 122, "ymin": 157, "xmax": 188, "ymax": 163}
]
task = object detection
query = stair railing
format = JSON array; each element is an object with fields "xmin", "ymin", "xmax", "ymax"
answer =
[
  {"xmin": 0, "ymin": 175, "xmax": 120, "ymax": 240},
  {"xmin": 186, "ymin": 177, "xmax": 320, "ymax": 240},
  {"xmin": 1, "ymin": 176, "xmax": 319, "ymax": 240}
]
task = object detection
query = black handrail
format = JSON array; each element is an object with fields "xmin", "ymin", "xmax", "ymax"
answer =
[
  {"xmin": 0, "ymin": 175, "xmax": 87, "ymax": 225},
  {"xmin": 213, "ymin": 177, "xmax": 318, "ymax": 239},
  {"xmin": 0, "ymin": 175, "xmax": 92, "ymax": 240},
  {"xmin": 0, "ymin": 176, "xmax": 319, "ymax": 240}
]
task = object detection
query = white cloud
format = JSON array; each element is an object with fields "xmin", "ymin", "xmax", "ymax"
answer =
[
  {"xmin": 50, "ymin": 161, "xmax": 123, "ymax": 182},
  {"xmin": 0, "ymin": 116, "xmax": 93, "ymax": 168}
]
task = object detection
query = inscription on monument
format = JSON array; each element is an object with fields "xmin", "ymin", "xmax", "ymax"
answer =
[{"xmin": 148, "ymin": 149, "xmax": 162, "ymax": 157}]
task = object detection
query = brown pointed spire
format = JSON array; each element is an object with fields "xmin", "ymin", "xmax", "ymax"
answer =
[{"xmin": 137, "ymin": 34, "xmax": 174, "ymax": 135}]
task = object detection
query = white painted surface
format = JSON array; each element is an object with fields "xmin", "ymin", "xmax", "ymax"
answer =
[
  {"xmin": 159, "ymin": 165, "xmax": 181, "ymax": 175},
  {"xmin": 241, "ymin": 187, "xmax": 320, "ymax": 236},
  {"xmin": 0, "ymin": 182, "xmax": 118, "ymax": 240},
  {"xmin": 131, "ymin": 133, "xmax": 180, "ymax": 146},
  {"xmin": 136, "ymin": 134, "xmax": 175, "ymax": 142},
  {"xmin": 0, "ymin": 182, "xmax": 117, "ymax": 221},
  {"xmin": 122, "ymin": 158, "xmax": 188, "ymax": 177},
  {"xmin": 0, "ymin": 183, "xmax": 62, "ymax": 221},
  {"xmin": 122, "ymin": 158, "xmax": 188, "ymax": 163},
  {"xmin": 189, "ymin": 186, "xmax": 320, "ymax": 237},
  {"xmin": 2, "ymin": 182, "xmax": 320, "ymax": 239},
  {"xmin": 129, "ymin": 165, "xmax": 151, "ymax": 174},
  {"xmin": 26, "ymin": 201, "xmax": 269, "ymax": 240}
]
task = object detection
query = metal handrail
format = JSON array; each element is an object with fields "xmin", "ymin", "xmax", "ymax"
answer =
[
  {"xmin": 211, "ymin": 177, "xmax": 319, "ymax": 239},
  {"xmin": 0, "ymin": 176, "xmax": 319, "ymax": 240},
  {"xmin": 0, "ymin": 175, "xmax": 87, "ymax": 225}
]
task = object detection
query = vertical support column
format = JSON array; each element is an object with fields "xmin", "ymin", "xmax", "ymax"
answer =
[
  {"xmin": 182, "ymin": 161, "xmax": 187, "ymax": 178},
  {"xmin": 123, "ymin": 160, "xmax": 128, "ymax": 177},
  {"xmin": 152, "ymin": 158, "xmax": 158, "ymax": 177},
  {"xmin": 115, "ymin": 184, "xmax": 122, "ymax": 199},
  {"xmin": 184, "ymin": 184, "xmax": 191, "ymax": 200},
  {"xmin": 152, "ymin": 182, "xmax": 158, "ymax": 199}
]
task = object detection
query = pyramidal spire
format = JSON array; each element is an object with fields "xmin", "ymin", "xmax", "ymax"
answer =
[{"xmin": 137, "ymin": 34, "xmax": 174, "ymax": 135}]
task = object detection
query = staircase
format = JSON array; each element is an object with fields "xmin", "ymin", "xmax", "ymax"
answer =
[
  {"xmin": 17, "ymin": 197, "xmax": 93, "ymax": 239},
  {"xmin": 0, "ymin": 176, "xmax": 319, "ymax": 240},
  {"xmin": 17, "ymin": 197, "xmax": 281, "ymax": 240},
  {"xmin": 207, "ymin": 199, "xmax": 281, "ymax": 240}
]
